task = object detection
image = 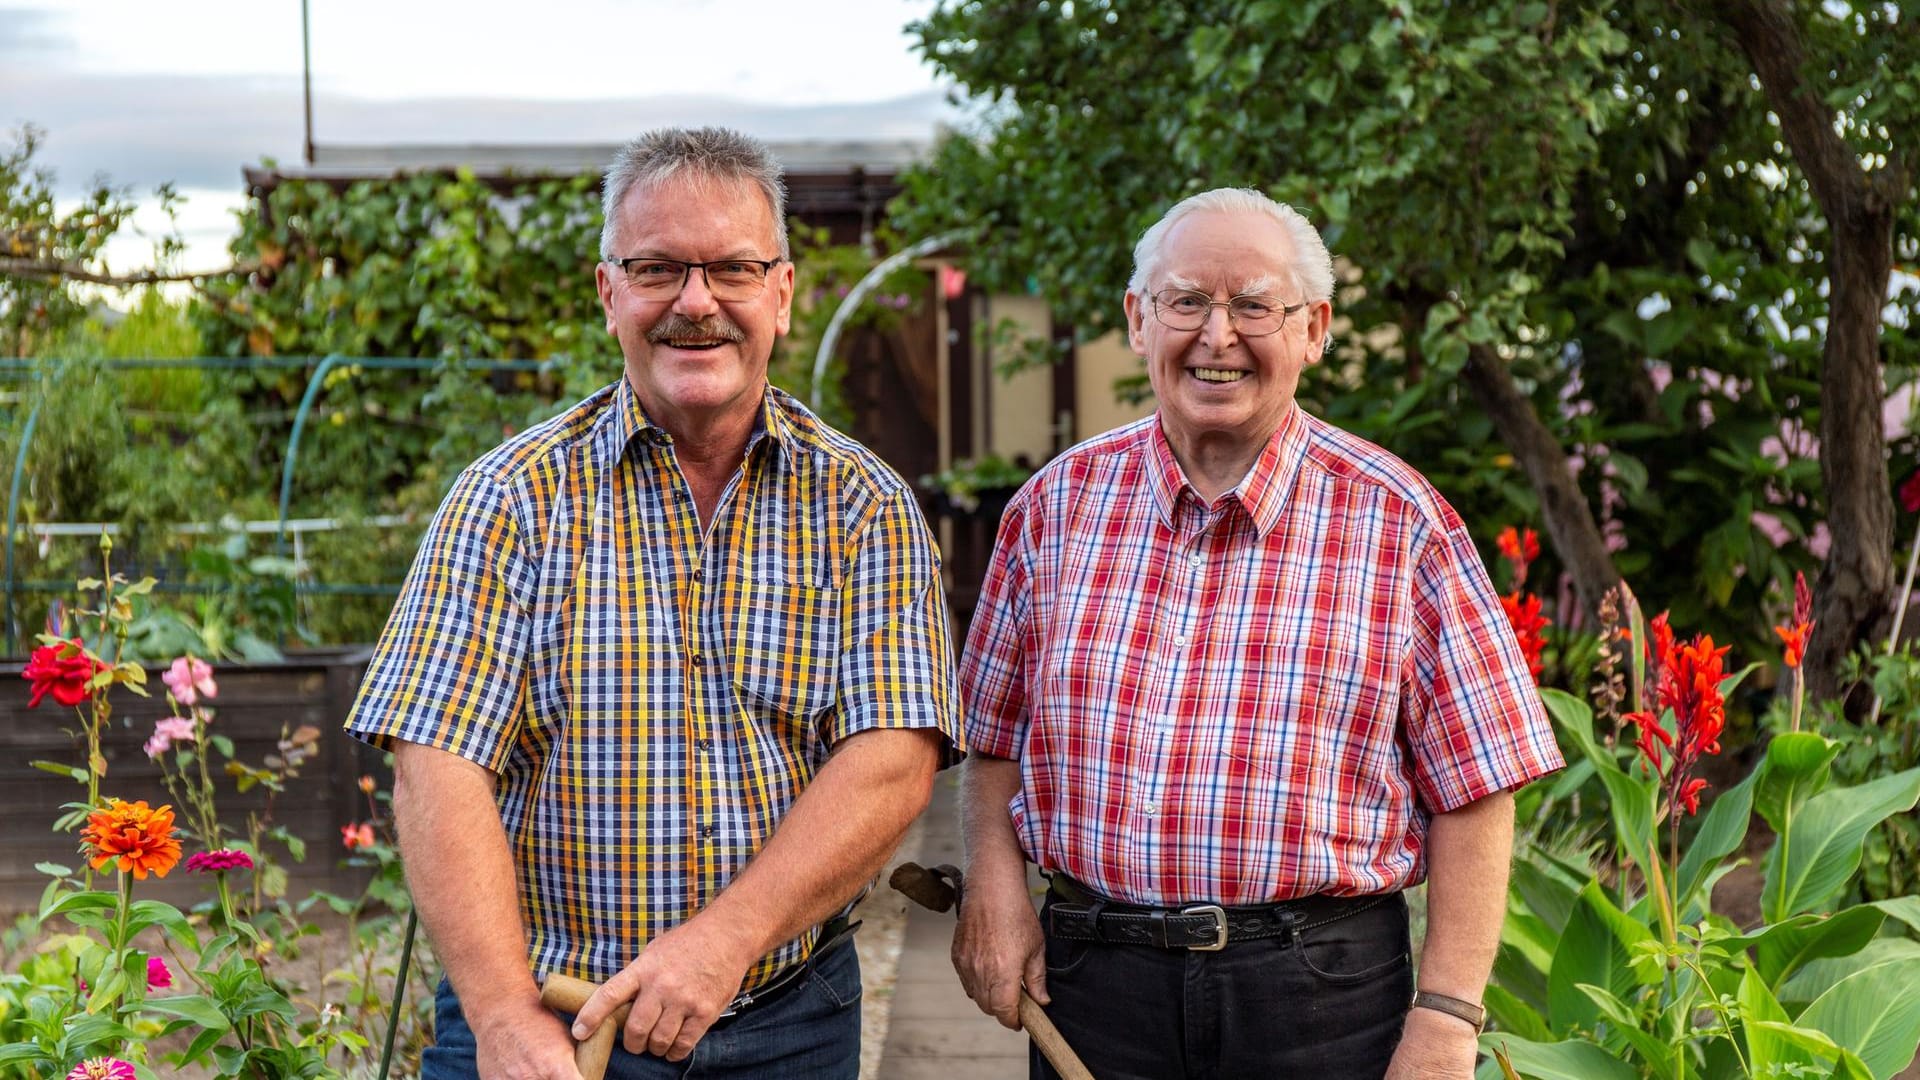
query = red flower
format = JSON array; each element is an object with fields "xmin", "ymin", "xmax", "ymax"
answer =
[
  {"xmin": 1496, "ymin": 526, "xmax": 1542, "ymax": 588},
  {"xmin": 1630, "ymin": 611, "xmax": 1731, "ymax": 816},
  {"xmin": 341, "ymin": 822, "xmax": 375, "ymax": 850},
  {"xmin": 146, "ymin": 955, "xmax": 172, "ymax": 990},
  {"xmin": 185, "ymin": 848, "xmax": 255, "ymax": 873},
  {"xmin": 21, "ymin": 638, "xmax": 108, "ymax": 708},
  {"xmin": 1500, "ymin": 591, "xmax": 1550, "ymax": 682},
  {"xmin": 1773, "ymin": 571, "xmax": 1816, "ymax": 669},
  {"xmin": 1901, "ymin": 469, "xmax": 1920, "ymax": 514}
]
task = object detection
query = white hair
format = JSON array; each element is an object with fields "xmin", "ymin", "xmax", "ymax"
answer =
[
  {"xmin": 1126, "ymin": 188, "xmax": 1334, "ymax": 304},
  {"xmin": 598, "ymin": 127, "xmax": 789, "ymax": 260}
]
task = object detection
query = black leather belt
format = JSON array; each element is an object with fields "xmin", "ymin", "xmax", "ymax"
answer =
[
  {"xmin": 711, "ymin": 914, "xmax": 858, "ymax": 1026},
  {"xmin": 1045, "ymin": 875, "xmax": 1392, "ymax": 951}
]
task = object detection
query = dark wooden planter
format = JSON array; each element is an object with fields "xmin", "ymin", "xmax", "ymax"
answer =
[{"xmin": 0, "ymin": 647, "xmax": 382, "ymax": 911}]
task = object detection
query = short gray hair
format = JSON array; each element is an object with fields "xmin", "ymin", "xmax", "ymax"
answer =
[
  {"xmin": 598, "ymin": 127, "xmax": 789, "ymax": 260},
  {"xmin": 1126, "ymin": 188, "xmax": 1334, "ymax": 304}
]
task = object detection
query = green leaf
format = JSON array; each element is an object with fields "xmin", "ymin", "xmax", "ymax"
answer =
[
  {"xmin": 1475, "ymin": 1034, "xmax": 1638, "ymax": 1080},
  {"xmin": 40, "ymin": 889, "xmax": 119, "ymax": 921},
  {"xmin": 87, "ymin": 966, "xmax": 130, "ymax": 1013},
  {"xmin": 1871, "ymin": 896, "xmax": 1920, "ymax": 936},
  {"xmin": 1548, "ymin": 880, "xmax": 1657, "ymax": 1035},
  {"xmin": 1747, "ymin": 907, "xmax": 1886, "ymax": 987},
  {"xmin": 1676, "ymin": 771, "xmax": 1753, "ymax": 914},
  {"xmin": 141, "ymin": 993, "xmax": 231, "ymax": 1030},
  {"xmin": 1754, "ymin": 731, "xmax": 1843, "ymax": 835},
  {"xmin": 34, "ymin": 861, "xmax": 73, "ymax": 878},
  {"xmin": 1764, "ymin": 767, "xmax": 1920, "ymax": 921},
  {"xmin": 1779, "ymin": 939, "xmax": 1920, "ymax": 1008},
  {"xmin": 1572, "ymin": 983, "xmax": 1675, "ymax": 1077},
  {"xmin": 1740, "ymin": 966, "xmax": 1819, "ymax": 1076},
  {"xmin": 1793, "ymin": 958, "xmax": 1920, "ymax": 1079},
  {"xmin": 31, "ymin": 759, "xmax": 89, "ymax": 782},
  {"xmin": 1484, "ymin": 982, "xmax": 1552, "ymax": 1043},
  {"xmin": 128, "ymin": 899, "xmax": 198, "ymax": 951}
]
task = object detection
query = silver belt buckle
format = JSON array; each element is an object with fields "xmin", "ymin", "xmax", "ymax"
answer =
[{"xmin": 1181, "ymin": 904, "xmax": 1228, "ymax": 951}]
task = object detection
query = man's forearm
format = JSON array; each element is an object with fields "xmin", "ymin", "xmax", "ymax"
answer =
[
  {"xmin": 697, "ymin": 727, "xmax": 942, "ymax": 964},
  {"xmin": 393, "ymin": 742, "xmax": 541, "ymax": 1024},
  {"xmin": 960, "ymin": 754, "xmax": 1028, "ymax": 884},
  {"xmin": 1416, "ymin": 789, "xmax": 1515, "ymax": 1001}
]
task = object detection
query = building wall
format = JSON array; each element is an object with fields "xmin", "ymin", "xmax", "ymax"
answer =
[
  {"xmin": 980, "ymin": 294, "xmax": 1056, "ymax": 466},
  {"xmin": 1075, "ymin": 328, "xmax": 1153, "ymax": 444}
]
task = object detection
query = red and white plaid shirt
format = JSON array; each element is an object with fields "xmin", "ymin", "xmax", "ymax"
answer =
[{"xmin": 960, "ymin": 407, "xmax": 1562, "ymax": 905}]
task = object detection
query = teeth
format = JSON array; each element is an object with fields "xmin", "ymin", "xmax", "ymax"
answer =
[{"xmin": 1192, "ymin": 368, "xmax": 1246, "ymax": 383}]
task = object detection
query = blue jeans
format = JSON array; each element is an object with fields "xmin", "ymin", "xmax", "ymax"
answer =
[
  {"xmin": 421, "ymin": 943, "xmax": 862, "ymax": 1079},
  {"xmin": 1032, "ymin": 892, "xmax": 1413, "ymax": 1080}
]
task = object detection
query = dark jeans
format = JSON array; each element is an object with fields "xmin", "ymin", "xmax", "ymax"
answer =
[
  {"xmin": 421, "ymin": 942, "xmax": 862, "ymax": 1079},
  {"xmin": 1032, "ymin": 892, "xmax": 1413, "ymax": 1080}
]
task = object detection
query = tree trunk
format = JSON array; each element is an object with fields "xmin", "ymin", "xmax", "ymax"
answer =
[
  {"xmin": 1718, "ymin": 0, "xmax": 1905, "ymax": 703},
  {"xmin": 1459, "ymin": 342, "xmax": 1621, "ymax": 624}
]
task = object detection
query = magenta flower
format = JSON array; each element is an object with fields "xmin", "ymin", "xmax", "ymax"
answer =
[
  {"xmin": 143, "ymin": 715, "xmax": 198, "ymax": 758},
  {"xmin": 185, "ymin": 848, "xmax": 255, "ymax": 873},
  {"xmin": 147, "ymin": 955, "xmax": 172, "ymax": 990},
  {"xmin": 67, "ymin": 1060, "xmax": 136, "ymax": 1080},
  {"xmin": 161, "ymin": 655, "xmax": 218, "ymax": 706}
]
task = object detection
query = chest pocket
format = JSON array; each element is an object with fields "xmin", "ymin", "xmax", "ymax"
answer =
[{"xmin": 730, "ymin": 581, "xmax": 842, "ymax": 721}]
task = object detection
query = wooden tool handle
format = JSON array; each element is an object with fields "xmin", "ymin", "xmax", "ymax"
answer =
[
  {"xmin": 1020, "ymin": 991, "xmax": 1095, "ymax": 1080},
  {"xmin": 540, "ymin": 973, "xmax": 632, "ymax": 1080}
]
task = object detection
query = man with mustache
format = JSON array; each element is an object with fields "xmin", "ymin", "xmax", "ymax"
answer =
[
  {"xmin": 349, "ymin": 127, "xmax": 961, "ymax": 1079},
  {"xmin": 950, "ymin": 188, "xmax": 1561, "ymax": 1078}
]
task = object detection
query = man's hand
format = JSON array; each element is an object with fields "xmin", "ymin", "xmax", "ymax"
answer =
[
  {"xmin": 1384, "ymin": 1006, "xmax": 1480, "ymax": 1079},
  {"xmin": 570, "ymin": 916, "xmax": 757, "ymax": 1063},
  {"xmin": 471, "ymin": 997, "xmax": 584, "ymax": 1080},
  {"xmin": 951, "ymin": 856, "xmax": 1047, "ymax": 1030}
]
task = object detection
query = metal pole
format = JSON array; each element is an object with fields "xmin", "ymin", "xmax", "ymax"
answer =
[
  {"xmin": 810, "ymin": 230, "xmax": 969, "ymax": 411},
  {"xmin": 4, "ymin": 400, "xmax": 43, "ymax": 656},
  {"xmin": 302, "ymin": 0, "xmax": 315, "ymax": 165}
]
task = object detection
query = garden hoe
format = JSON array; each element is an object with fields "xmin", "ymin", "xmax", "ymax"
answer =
[{"xmin": 889, "ymin": 861, "xmax": 1095, "ymax": 1080}]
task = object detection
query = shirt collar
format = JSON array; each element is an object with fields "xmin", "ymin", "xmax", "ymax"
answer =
[
  {"xmin": 597, "ymin": 376, "xmax": 789, "ymax": 468},
  {"xmin": 1144, "ymin": 404, "xmax": 1311, "ymax": 539}
]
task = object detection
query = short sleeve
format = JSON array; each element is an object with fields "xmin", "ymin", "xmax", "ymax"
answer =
[
  {"xmin": 958, "ymin": 492, "xmax": 1035, "ymax": 760},
  {"xmin": 345, "ymin": 465, "xmax": 536, "ymax": 772},
  {"xmin": 1401, "ymin": 525, "xmax": 1564, "ymax": 812},
  {"xmin": 829, "ymin": 486, "xmax": 964, "ymax": 762}
]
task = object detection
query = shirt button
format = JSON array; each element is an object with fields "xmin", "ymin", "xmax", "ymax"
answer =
[
  {"xmin": 700, "ymin": 823, "xmax": 716, "ymax": 838},
  {"xmin": 1174, "ymin": 635, "xmax": 1188, "ymax": 647},
  {"xmin": 697, "ymin": 738, "xmax": 714, "ymax": 753},
  {"xmin": 1143, "ymin": 801, "xmax": 1161, "ymax": 815},
  {"xmin": 1189, "ymin": 553, "xmax": 1203, "ymax": 568}
]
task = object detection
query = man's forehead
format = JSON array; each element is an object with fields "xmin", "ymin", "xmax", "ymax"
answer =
[{"xmin": 1164, "ymin": 271, "xmax": 1281, "ymax": 296}]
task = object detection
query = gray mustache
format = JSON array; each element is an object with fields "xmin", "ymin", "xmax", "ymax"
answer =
[{"xmin": 647, "ymin": 314, "xmax": 747, "ymax": 344}]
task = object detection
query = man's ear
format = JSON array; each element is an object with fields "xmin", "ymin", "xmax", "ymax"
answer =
[
  {"xmin": 596, "ymin": 262, "xmax": 618, "ymax": 335},
  {"xmin": 1123, "ymin": 290, "xmax": 1147, "ymax": 355}
]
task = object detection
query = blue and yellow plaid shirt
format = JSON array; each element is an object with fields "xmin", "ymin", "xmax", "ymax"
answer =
[{"xmin": 347, "ymin": 378, "xmax": 962, "ymax": 990}]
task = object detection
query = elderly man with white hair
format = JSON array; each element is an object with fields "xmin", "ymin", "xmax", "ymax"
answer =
[{"xmin": 951, "ymin": 188, "xmax": 1562, "ymax": 1078}]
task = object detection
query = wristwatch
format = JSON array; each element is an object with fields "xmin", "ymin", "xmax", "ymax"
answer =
[{"xmin": 1411, "ymin": 990, "xmax": 1486, "ymax": 1032}]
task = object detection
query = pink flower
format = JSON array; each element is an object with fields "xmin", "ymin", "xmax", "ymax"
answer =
[
  {"xmin": 341, "ymin": 822, "xmax": 375, "ymax": 850},
  {"xmin": 147, "ymin": 955, "xmax": 172, "ymax": 990},
  {"xmin": 143, "ymin": 716, "xmax": 199, "ymax": 758},
  {"xmin": 161, "ymin": 655, "xmax": 218, "ymax": 706},
  {"xmin": 67, "ymin": 1060, "xmax": 135, "ymax": 1080},
  {"xmin": 185, "ymin": 848, "xmax": 255, "ymax": 873}
]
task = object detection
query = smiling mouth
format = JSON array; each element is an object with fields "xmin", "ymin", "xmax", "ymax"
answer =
[
  {"xmin": 1191, "ymin": 368, "xmax": 1247, "ymax": 383},
  {"xmin": 663, "ymin": 339, "xmax": 729, "ymax": 351}
]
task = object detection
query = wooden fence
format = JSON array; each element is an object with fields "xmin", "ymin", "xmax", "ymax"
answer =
[{"xmin": 0, "ymin": 647, "xmax": 382, "ymax": 911}]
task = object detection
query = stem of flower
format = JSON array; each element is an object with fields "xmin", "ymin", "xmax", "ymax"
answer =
[
  {"xmin": 215, "ymin": 871, "xmax": 237, "ymax": 931},
  {"xmin": 1870, "ymin": 517, "xmax": 1920, "ymax": 726},
  {"xmin": 1790, "ymin": 665, "xmax": 1804, "ymax": 734}
]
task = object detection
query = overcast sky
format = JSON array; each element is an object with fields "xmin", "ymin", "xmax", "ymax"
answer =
[{"xmin": 4, "ymin": 0, "xmax": 958, "ymax": 268}]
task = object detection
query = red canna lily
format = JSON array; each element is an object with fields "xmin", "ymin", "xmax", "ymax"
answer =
[
  {"xmin": 1773, "ymin": 571, "xmax": 1815, "ymax": 670},
  {"xmin": 1629, "ymin": 611, "xmax": 1731, "ymax": 817},
  {"xmin": 1500, "ymin": 591, "xmax": 1550, "ymax": 683},
  {"xmin": 1496, "ymin": 526, "xmax": 1542, "ymax": 588}
]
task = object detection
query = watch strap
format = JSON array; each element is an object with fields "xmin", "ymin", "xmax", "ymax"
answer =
[{"xmin": 1411, "ymin": 990, "xmax": 1486, "ymax": 1032}]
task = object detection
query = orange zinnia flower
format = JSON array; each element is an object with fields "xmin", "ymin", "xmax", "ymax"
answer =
[
  {"xmin": 80, "ymin": 799, "xmax": 183, "ymax": 879},
  {"xmin": 1773, "ymin": 570, "xmax": 1815, "ymax": 669}
]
